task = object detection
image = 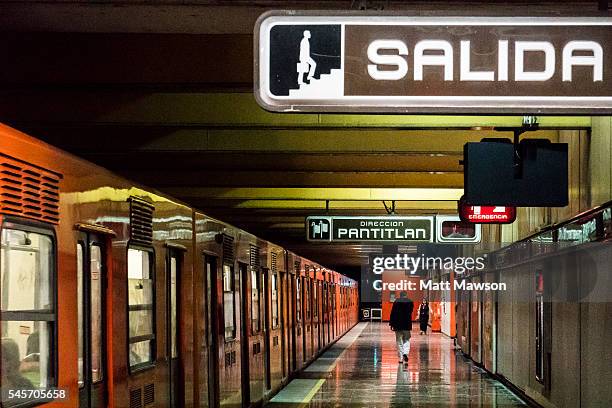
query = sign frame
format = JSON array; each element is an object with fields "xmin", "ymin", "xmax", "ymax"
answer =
[
  {"xmin": 306, "ymin": 215, "xmax": 434, "ymax": 243},
  {"xmin": 254, "ymin": 11, "xmax": 612, "ymax": 114},
  {"xmin": 435, "ymin": 215, "xmax": 482, "ymax": 243}
]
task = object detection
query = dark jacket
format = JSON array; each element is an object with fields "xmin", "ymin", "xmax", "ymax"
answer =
[
  {"xmin": 389, "ymin": 297, "xmax": 414, "ymax": 330},
  {"xmin": 419, "ymin": 304, "xmax": 430, "ymax": 323}
]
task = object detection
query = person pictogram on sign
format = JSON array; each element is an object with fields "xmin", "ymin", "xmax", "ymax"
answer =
[{"xmin": 297, "ymin": 30, "xmax": 317, "ymax": 85}]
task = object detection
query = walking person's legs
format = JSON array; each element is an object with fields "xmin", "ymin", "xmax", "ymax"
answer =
[
  {"xmin": 395, "ymin": 330, "xmax": 404, "ymax": 362},
  {"xmin": 399, "ymin": 331, "xmax": 411, "ymax": 363}
]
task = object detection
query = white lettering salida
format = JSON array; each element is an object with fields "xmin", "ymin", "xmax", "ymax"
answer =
[{"xmin": 366, "ymin": 39, "xmax": 603, "ymax": 82}]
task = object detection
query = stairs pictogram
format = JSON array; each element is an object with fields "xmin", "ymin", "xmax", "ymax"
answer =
[{"xmin": 289, "ymin": 69, "xmax": 343, "ymax": 98}]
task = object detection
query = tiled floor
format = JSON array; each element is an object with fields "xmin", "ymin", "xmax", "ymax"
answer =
[{"xmin": 267, "ymin": 322, "xmax": 527, "ymax": 407}]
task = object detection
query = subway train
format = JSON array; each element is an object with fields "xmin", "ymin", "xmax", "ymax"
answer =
[
  {"xmin": 455, "ymin": 205, "xmax": 612, "ymax": 407},
  {"xmin": 0, "ymin": 123, "xmax": 359, "ymax": 408}
]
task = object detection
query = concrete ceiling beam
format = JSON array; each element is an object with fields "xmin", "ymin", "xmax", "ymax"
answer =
[
  {"xmin": 165, "ymin": 187, "xmax": 464, "ymax": 201},
  {"xmin": 0, "ymin": 92, "xmax": 591, "ymax": 128}
]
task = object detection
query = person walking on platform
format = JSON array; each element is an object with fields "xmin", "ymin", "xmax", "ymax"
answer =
[
  {"xmin": 418, "ymin": 299, "xmax": 430, "ymax": 335},
  {"xmin": 389, "ymin": 291, "xmax": 414, "ymax": 364}
]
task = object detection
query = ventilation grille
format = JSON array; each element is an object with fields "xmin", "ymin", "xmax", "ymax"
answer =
[
  {"xmin": 250, "ymin": 245, "xmax": 260, "ymax": 269},
  {"xmin": 222, "ymin": 234, "xmax": 234, "ymax": 264},
  {"xmin": 129, "ymin": 197, "xmax": 154, "ymax": 246},
  {"xmin": 271, "ymin": 252, "xmax": 278, "ymax": 272},
  {"xmin": 129, "ymin": 388, "xmax": 142, "ymax": 408},
  {"xmin": 294, "ymin": 260, "xmax": 301, "ymax": 274},
  {"xmin": 143, "ymin": 383, "xmax": 155, "ymax": 406},
  {"xmin": 0, "ymin": 155, "xmax": 61, "ymax": 224}
]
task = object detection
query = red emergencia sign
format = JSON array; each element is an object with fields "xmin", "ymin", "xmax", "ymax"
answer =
[{"xmin": 458, "ymin": 202, "xmax": 516, "ymax": 224}]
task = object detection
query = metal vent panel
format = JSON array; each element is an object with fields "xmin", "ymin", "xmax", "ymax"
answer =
[
  {"xmin": 271, "ymin": 252, "xmax": 278, "ymax": 272},
  {"xmin": 0, "ymin": 155, "xmax": 61, "ymax": 224},
  {"xmin": 294, "ymin": 260, "xmax": 301, "ymax": 274},
  {"xmin": 222, "ymin": 234, "xmax": 234, "ymax": 264},
  {"xmin": 129, "ymin": 197, "xmax": 154, "ymax": 246},
  {"xmin": 143, "ymin": 383, "xmax": 155, "ymax": 406},
  {"xmin": 129, "ymin": 388, "xmax": 142, "ymax": 408},
  {"xmin": 250, "ymin": 245, "xmax": 260, "ymax": 269}
]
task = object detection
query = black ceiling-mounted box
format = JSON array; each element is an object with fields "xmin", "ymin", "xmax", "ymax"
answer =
[{"xmin": 463, "ymin": 139, "xmax": 568, "ymax": 207}]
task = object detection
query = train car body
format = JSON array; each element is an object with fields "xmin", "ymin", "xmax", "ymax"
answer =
[{"xmin": 0, "ymin": 123, "xmax": 358, "ymax": 408}]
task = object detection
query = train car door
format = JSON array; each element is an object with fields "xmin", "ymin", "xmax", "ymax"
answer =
[
  {"xmin": 290, "ymin": 276, "xmax": 297, "ymax": 371},
  {"xmin": 280, "ymin": 271, "xmax": 288, "ymax": 379},
  {"xmin": 331, "ymin": 284, "xmax": 336, "ymax": 340},
  {"xmin": 239, "ymin": 262, "xmax": 250, "ymax": 407},
  {"xmin": 166, "ymin": 247, "xmax": 184, "ymax": 407},
  {"xmin": 77, "ymin": 231, "xmax": 108, "ymax": 408},
  {"xmin": 317, "ymin": 281, "xmax": 323, "ymax": 349},
  {"xmin": 302, "ymin": 276, "xmax": 307, "ymax": 362},
  {"xmin": 263, "ymin": 268, "xmax": 271, "ymax": 391},
  {"xmin": 312, "ymin": 277, "xmax": 318, "ymax": 357},
  {"xmin": 323, "ymin": 282, "xmax": 328, "ymax": 346},
  {"xmin": 205, "ymin": 255, "xmax": 220, "ymax": 408}
]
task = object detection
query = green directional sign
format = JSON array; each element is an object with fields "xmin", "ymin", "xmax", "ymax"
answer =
[{"xmin": 306, "ymin": 216, "xmax": 434, "ymax": 242}]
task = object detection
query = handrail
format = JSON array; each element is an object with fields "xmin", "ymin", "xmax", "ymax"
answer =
[
  {"xmin": 476, "ymin": 200, "xmax": 612, "ymax": 273},
  {"xmin": 520, "ymin": 199, "xmax": 612, "ymax": 243}
]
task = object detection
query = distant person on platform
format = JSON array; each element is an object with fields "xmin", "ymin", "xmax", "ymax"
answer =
[
  {"xmin": 389, "ymin": 291, "xmax": 414, "ymax": 364},
  {"xmin": 419, "ymin": 299, "xmax": 430, "ymax": 335}
]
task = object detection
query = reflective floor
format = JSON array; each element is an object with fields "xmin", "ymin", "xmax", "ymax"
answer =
[{"xmin": 267, "ymin": 322, "xmax": 527, "ymax": 407}]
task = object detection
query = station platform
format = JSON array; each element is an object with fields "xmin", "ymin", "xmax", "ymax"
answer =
[{"xmin": 267, "ymin": 322, "xmax": 527, "ymax": 407}]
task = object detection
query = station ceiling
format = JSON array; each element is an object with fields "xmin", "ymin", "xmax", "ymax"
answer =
[{"xmin": 0, "ymin": 0, "xmax": 602, "ymax": 270}]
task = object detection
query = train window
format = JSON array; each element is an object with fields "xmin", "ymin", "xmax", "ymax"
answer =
[
  {"xmin": 251, "ymin": 268, "xmax": 260, "ymax": 333},
  {"xmin": 0, "ymin": 227, "xmax": 56, "ymax": 401},
  {"xmin": 344, "ymin": 288, "xmax": 347, "ymax": 308},
  {"xmin": 271, "ymin": 274, "xmax": 279, "ymax": 329},
  {"xmin": 323, "ymin": 283, "xmax": 327, "ymax": 314},
  {"xmin": 223, "ymin": 264, "xmax": 236, "ymax": 340},
  {"xmin": 127, "ymin": 248, "xmax": 155, "ymax": 370},
  {"xmin": 332, "ymin": 289, "xmax": 336, "ymax": 311},
  {"xmin": 296, "ymin": 277, "xmax": 301, "ymax": 322}
]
